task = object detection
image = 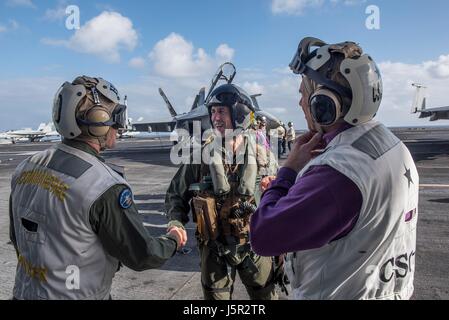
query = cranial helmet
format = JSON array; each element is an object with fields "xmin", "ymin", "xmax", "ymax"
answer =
[
  {"xmin": 52, "ymin": 76, "xmax": 127, "ymax": 144},
  {"xmin": 289, "ymin": 37, "xmax": 383, "ymax": 126},
  {"xmin": 206, "ymin": 83, "xmax": 255, "ymax": 130},
  {"xmin": 257, "ymin": 115, "xmax": 267, "ymax": 124}
]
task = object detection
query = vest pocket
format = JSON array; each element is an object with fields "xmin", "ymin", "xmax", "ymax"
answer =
[
  {"xmin": 21, "ymin": 218, "xmax": 38, "ymax": 232},
  {"xmin": 18, "ymin": 206, "xmax": 47, "ymax": 244}
]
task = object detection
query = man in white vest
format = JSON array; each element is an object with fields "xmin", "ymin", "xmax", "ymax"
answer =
[
  {"xmin": 9, "ymin": 76, "xmax": 185, "ymax": 300},
  {"xmin": 250, "ymin": 38, "xmax": 419, "ymax": 300}
]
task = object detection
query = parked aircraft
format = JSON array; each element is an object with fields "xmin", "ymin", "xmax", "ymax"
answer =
[
  {"xmin": 411, "ymin": 83, "xmax": 449, "ymax": 121},
  {"xmin": 3, "ymin": 122, "xmax": 58, "ymax": 142},
  {"xmin": 0, "ymin": 135, "xmax": 13, "ymax": 145}
]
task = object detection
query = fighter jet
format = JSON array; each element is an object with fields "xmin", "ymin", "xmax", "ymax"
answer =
[
  {"xmin": 411, "ymin": 83, "xmax": 449, "ymax": 121},
  {"xmin": 3, "ymin": 122, "xmax": 57, "ymax": 142},
  {"xmin": 158, "ymin": 62, "xmax": 281, "ymax": 136}
]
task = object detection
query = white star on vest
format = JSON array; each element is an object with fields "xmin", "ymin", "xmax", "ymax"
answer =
[{"xmin": 404, "ymin": 166, "xmax": 414, "ymax": 188}]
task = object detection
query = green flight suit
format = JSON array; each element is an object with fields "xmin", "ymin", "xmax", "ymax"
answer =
[{"xmin": 165, "ymin": 134, "xmax": 278, "ymax": 300}]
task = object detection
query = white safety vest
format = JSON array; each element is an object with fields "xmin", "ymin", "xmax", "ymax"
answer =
[
  {"xmin": 285, "ymin": 121, "xmax": 419, "ymax": 300},
  {"xmin": 11, "ymin": 143, "xmax": 130, "ymax": 300}
]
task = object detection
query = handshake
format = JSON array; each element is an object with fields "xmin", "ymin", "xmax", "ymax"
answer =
[{"xmin": 167, "ymin": 225, "xmax": 188, "ymax": 250}]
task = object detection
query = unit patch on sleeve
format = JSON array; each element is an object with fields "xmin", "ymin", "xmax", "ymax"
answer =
[{"xmin": 119, "ymin": 188, "xmax": 133, "ymax": 209}]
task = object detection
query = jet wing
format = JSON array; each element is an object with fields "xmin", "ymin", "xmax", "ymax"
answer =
[
  {"xmin": 418, "ymin": 106, "xmax": 449, "ymax": 113},
  {"xmin": 417, "ymin": 106, "xmax": 449, "ymax": 121}
]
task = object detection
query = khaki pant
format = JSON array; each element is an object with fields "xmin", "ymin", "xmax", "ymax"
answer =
[{"xmin": 199, "ymin": 242, "xmax": 277, "ymax": 300}]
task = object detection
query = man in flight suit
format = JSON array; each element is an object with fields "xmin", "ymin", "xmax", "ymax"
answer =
[
  {"xmin": 9, "ymin": 76, "xmax": 184, "ymax": 300},
  {"xmin": 165, "ymin": 84, "xmax": 278, "ymax": 300}
]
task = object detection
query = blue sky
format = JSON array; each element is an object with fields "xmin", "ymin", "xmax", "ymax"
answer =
[{"xmin": 1, "ymin": 0, "xmax": 449, "ymax": 131}]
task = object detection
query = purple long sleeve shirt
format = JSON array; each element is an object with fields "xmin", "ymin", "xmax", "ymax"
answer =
[{"xmin": 250, "ymin": 124, "xmax": 363, "ymax": 256}]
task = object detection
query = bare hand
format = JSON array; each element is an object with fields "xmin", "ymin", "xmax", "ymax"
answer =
[
  {"xmin": 167, "ymin": 226, "xmax": 188, "ymax": 249},
  {"xmin": 260, "ymin": 176, "xmax": 276, "ymax": 192},
  {"xmin": 283, "ymin": 131, "xmax": 323, "ymax": 173}
]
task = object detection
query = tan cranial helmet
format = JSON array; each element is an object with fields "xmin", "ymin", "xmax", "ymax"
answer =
[
  {"xmin": 53, "ymin": 75, "xmax": 127, "ymax": 148},
  {"xmin": 290, "ymin": 37, "xmax": 383, "ymax": 126}
]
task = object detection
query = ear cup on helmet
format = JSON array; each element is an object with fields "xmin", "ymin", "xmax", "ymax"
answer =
[
  {"xmin": 85, "ymin": 106, "xmax": 111, "ymax": 137},
  {"xmin": 309, "ymin": 89, "xmax": 342, "ymax": 126}
]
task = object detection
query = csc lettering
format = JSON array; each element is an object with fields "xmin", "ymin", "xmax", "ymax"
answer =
[{"xmin": 379, "ymin": 251, "xmax": 415, "ymax": 283}]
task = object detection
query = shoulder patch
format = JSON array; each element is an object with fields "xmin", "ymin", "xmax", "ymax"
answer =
[{"xmin": 119, "ymin": 188, "xmax": 133, "ymax": 209}]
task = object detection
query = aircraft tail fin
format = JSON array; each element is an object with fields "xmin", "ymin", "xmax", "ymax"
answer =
[
  {"xmin": 411, "ymin": 83, "xmax": 427, "ymax": 113},
  {"xmin": 159, "ymin": 88, "xmax": 177, "ymax": 117},
  {"xmin": 191, "ymin": 87, "xmax": 206, "ymax": 110},
  {"xmin": 251, "ymin": 94, "xmax": 262, "ymax": 111},
  {"xmin": 123, "ymin": 95, "xmax": 133, "ymax": 131},
  {"xmin": 38, "ymin": 122, "xmax": 54, "ymax": 133},
  {"xmin": 198, "ymin": 87, "xmax": 206, "ymax": 107}
]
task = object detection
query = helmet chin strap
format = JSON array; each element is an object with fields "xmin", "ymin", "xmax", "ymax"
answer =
[
  {"xmin": 312, "ymin": 122, "xmax": 323, "ymax": 133},
  {"xmin": 97, "ymin": 135, "xmax": 108, "ymax": 151},
  {"xmin": 313, "ymin": 117, "xmax": 345, "ymax": 134},
  {"xmin": 74, "ymin": 129, "xmax": 109, "ymax": 152}
]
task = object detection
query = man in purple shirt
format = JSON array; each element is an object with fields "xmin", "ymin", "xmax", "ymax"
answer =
[
  {"xmin": 250, "ymin": 64, "xmax": 363, "ymax": 258},
  {"xmin": 250, "ymin": 37, "xmax": 419, "ymax": 300}
]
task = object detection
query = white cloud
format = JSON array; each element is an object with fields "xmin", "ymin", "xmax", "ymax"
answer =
[
  {"xmin": 424, "ymin": 54, "xmax": 449, "ymax": 79},
  {"xmin": 216, "ymin": 44, "xmax": 235, "ymax": 61},
  {"xmin": 242, "ymin": 81, "xmax": 265, "ymax": 95},
  {"xmin": 272, "ymin": 0, "xmax": 365, "ymax": 15},
  {"xmin": 149, "ymin": 33, "xmax": 235, "ymax": 79},
  {"xmin": 128, "ymin": 57, "xmax": 146, "ymax": 69},
  {"xmin": 149, "ymin": 33, "xmax": 213, "ymax": 78},
  {"xmin": 6, "ymin": 0, "xmax": 35, "ymax": 8},
  {"xmin": 0, "ymin": 25, "xmax": 6, "ymax": 33},
  {"xmin": 42, "ymin": 11, "xmax": 138, "ymax": 63}
]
